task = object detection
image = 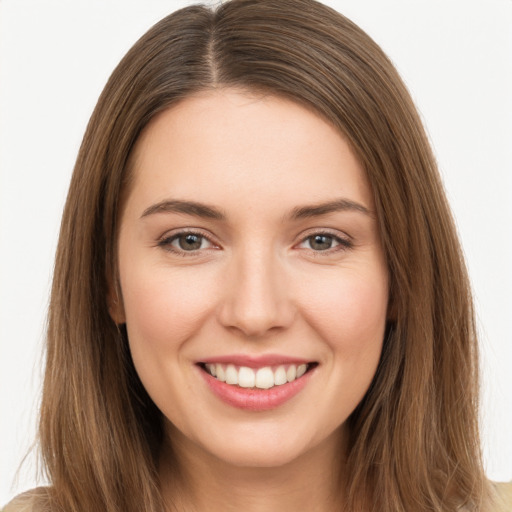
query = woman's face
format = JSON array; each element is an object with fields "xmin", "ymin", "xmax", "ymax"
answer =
[{"xmin": 113, "ymin": 89, "xmax": 389, "ymax": 469}]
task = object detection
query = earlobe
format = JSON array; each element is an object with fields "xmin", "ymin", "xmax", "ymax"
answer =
[
  {"xmin": 386, "ymin": 290, "xmax": 398, "ymax": 322},
  {"xmin": 107, "ymin": 275, "xmax": 126, "ymax": 324},
  {"xmin": 387, "ymin": 305, "xmax": 397, "ymax": 322},
  {"xmin": 108, "ymin": 294, "xmax": 126, "ymax": 325},
  {"xmin": 106, "ymin": 265, "xmax": 126, "ymax": 324}
]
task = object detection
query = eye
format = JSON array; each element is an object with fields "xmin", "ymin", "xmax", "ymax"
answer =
[
  {"xmin": 297, "ymin": 232, "xmax": 352, "ymax": 252},
  {"xmin": 158, "ymin": 231, "xmax": 216, "ymax": 254},
  {"xmin": 306, "ymin": 234, "xmax": 336, "ymax": 251}
]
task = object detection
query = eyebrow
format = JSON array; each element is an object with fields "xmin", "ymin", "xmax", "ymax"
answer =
[
  {"xmin": 140, "ymin": 197, "xmax": 371, "ymax": 221},
  {"xmin": 288, "ymin": 198, "xmax": 372, "ymax": 220},
  {"xmin": 141, "ymin": 199, "xmax": 226, "ymax": 220}
]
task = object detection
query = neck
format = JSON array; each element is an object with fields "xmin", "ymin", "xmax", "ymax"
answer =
[{"xmin": 160, "ymin": 426, "xmax": 347, "ymax": 512}]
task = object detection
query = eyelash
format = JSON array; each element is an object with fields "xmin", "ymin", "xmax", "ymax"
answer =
[
  {"xmin": 297, "ymin": 231, "xmax": 353, "ymax": 254},
  {"xmin": 157, "ymin": 230, "xmax": 218, "ymax": 256},
  {"xmin": 157, "ymin": 229, "xmax": 353, "ymax": 256}
]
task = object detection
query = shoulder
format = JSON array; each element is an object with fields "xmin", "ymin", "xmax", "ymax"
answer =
[
  {"xmin": 493, "ymin": 481, "xmax": 512, "ymax": 511},
  {"xmin": 2, "ymin": 488, "xmax": 50, "ymax": 512}
]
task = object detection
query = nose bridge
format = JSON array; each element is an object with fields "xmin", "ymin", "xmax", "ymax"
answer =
[{"xmin": 218, "ymin": 244, "xmax": 294, "ymax": 337}]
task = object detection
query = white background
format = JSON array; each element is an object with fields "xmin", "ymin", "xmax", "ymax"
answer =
[{"xmin": 1, "ymin": 0, "xmax": 511, "ymax": 506}]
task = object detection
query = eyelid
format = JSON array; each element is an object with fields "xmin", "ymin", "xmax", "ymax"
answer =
[
  {"xmin": 156, "ymin": 227, "xmax": 352, "ymax": 256},
  {"xmin": 295, "ymin": 227, "xmax": 352, "ymax": 242},
  {"xmin": 294, "ymin": 228, "xmax": 353, "ymax": 252},
  {"xmin": 157, "ymin": 228, "xmax": 221, "ymax": 254}
]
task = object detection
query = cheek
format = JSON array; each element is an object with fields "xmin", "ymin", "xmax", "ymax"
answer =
[
  {"xmin": 119, "ymin": 264, "xmax": 222, "ymax": 421},
  {"xmin": 298, "ymin": 266, "xmax": 388, "ymax": 428},
  {"xmin": 120, "ymin": 264, "xmax": 219, "ymax": 353},
  {"xmin": 299, "ymin": 265, "xmax": 388, "ymax": 359}
]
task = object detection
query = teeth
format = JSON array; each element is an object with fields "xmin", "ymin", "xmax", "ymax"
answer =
[
  {"xmin": 205, "ymin": 363, "xmax": 216, "ymax": 377},
  {"xmin": 255, "ymin": 367, "xmax": 274, "ymax": 389},
  {"xmin": 216, "ymin": 364, "xmax": 226, "ymax": 382},
  {"xmin": 286, "ymin": 365, "xmax": 296, "ymax": 382},
  {"xmin": 239, "ymin": 366, "xmax": 255, "ymax": 388},
  {"xmin": 225, "ymin": 364, "xmax": 238, "ymax": 385},
  {"xmin": 296, "ymin": 364, "xmax": 307, "ymax": 378},
  {"xmin": 274, "ymin": 365, "xmax": 287, "ymax": 386},
  {"xmin": 205, "ymin": 363, "xmax": 312, "ymax": 389}
]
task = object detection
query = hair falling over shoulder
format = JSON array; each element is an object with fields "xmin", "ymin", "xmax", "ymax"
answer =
[{"xmin": 36, "ymin": 1, "xmax": 499, "ymax": 511}]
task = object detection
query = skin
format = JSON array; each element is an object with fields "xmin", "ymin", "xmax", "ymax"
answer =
[{"xmin": 112, "ymin": 89, "xmax": 389, "ymax": 511}]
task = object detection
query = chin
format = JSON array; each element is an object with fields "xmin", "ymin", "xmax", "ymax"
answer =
[
  {"xmin": 214, "ymin": 442, "xmax": 306, "ymax": 469},
  {"xmin": 186, "ymin": 419, "xmax": 345, "ymax": 471}
]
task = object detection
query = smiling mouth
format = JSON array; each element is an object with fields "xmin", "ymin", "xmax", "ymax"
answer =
[{"xmin": 198, "ymin": 362, "xmax": 318, "ymax": 390}]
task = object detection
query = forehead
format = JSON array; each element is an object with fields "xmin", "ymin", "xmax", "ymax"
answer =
[{"xmin": 125, "ymin": 88, "xmax": 374, "ymax": 216}]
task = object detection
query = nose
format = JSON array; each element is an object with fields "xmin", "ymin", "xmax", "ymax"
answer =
[{"xmin": 217, "ymin": 248, "xmax": 296, "ymax": 338}]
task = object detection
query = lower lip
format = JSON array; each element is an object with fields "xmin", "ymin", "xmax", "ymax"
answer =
[{"xmin": 199, "ymin": 367, "xmax": 314, "ymax": 411}]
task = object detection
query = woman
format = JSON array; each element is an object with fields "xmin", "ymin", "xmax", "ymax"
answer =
[{"xmin": 3, "ymin": 0, "xmax": 510, "ymax": 510}]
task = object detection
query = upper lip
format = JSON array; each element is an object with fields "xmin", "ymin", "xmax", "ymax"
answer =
[{"xmin": 198, "ymin": 354, "xmax": 314, "ymax": 368}]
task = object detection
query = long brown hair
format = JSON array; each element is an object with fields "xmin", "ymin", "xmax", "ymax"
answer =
[{"xmin": 39, "ymin": 1, "xmax": 495, "ymax": 510}]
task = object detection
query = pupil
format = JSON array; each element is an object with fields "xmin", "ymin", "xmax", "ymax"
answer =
[
  {"xmin": 311, "ymin": 235, "xmax": 332, "ymax": 250},
  {"xmin": 179, "ymin": 234, "xmax": 202, "ymax": 250}
]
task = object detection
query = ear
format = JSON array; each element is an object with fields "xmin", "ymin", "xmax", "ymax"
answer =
[
  {"xmin": 107, "ymin": 275, "xmax": 126, "ymax": 325},
  {"xmin": 386, "ymin": 287, "xmax": 398, "ymax": 322},
  {"xmin": 108, "ymin": 293, "xmax": 126, "ymax": 325}
]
